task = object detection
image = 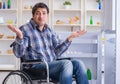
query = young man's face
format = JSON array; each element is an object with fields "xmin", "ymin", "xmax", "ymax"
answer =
[{"xmin": 33, "ymin": 8, "xmax": 48, "ymax": 26}]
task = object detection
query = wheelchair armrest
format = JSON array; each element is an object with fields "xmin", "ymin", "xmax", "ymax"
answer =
[
  {"xmin": 21, "ymin": 59, "xmax": 43, "ymax": 65},
  {"xmin": 56, "ymin": 57, "xmax": 71, "ymax": 60},
  {"xmin": 25, "ymin": 59, "xmax": 42, "ymax": 62}
]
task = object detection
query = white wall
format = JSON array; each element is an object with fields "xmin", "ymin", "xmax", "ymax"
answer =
[{"xmin": 116, "ymin": 0, "xmax": 120, "ymax": 83}]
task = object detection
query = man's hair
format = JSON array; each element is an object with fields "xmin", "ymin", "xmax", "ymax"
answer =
[{"xmin": 32, "ymin": 2, "xmax": 49, "ymax": 15}]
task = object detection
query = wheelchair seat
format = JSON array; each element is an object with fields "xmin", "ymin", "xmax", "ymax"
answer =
[
  {"xmin": 23, "ymin": 68, "xmax": 47, "ymax": 80},
  {"xmin": 21, "ymin": 59, "xmax": 47, "ymax": 80}
]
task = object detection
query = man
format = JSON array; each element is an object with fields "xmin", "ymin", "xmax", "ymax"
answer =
[{"xmin": 8, "ymin": 2, "xmax": 89, "ymax": 84}]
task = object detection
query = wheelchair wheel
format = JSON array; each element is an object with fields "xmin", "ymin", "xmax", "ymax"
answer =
[{"xmin": 2, "ymin": 70, "xmax": 32, "ymax": 84}]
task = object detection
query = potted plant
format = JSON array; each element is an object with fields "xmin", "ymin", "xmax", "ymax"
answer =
[
  {"xmin": 96, "ymin": 0, "xmax": 100, "ymax": 3},
  {"xmin": 63, "ymin": 0, "xmax": 72, "ymax": 9}
]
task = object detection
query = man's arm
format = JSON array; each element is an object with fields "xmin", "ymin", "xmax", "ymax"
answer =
[
  {"xmin": 8, "ymin": 25, "xmax": 23, "ymax": 39},
  {"xmin": 8, "ymin": 25, "xmax": 29, "ymax": 58},
  {"xmin": 52, "ymin": 30, "xmax": 87, "ymax": 56},
  {"xmin": 67, "ymin": 30, "xmax": 87, "ymax": 42}
]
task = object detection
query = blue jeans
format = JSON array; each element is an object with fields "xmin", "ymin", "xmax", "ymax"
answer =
[{"xmin": 32, "ymin": 59, "xmax": 89, "ymax": 84}]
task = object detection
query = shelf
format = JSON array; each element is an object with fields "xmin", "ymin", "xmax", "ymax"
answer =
[
  {"xmin": 72, "ymin": 39, "xmax": 98, "ymax": 44},
  {"xmin": 53, "ymin": 24, "xmax": 81, "ymax": 27},
  {"xmin": 54, "ymin": 9, "xmax": 81, "ymax": 12},
  {"xmin": 60, "ymin": 53, "xmax": 98, "ymax": 59},
  {"xmin": 86, "ymin": 9, "xmax": 101, "ymax": 12},
  {"xmin": 0, "ymin": 0, "xmax": 19, "ymax": 71},
  {"xmin": 0, "ymin": 9, "xmax": 18, "ymax": 11},
  {"xmin": 0, "ymin": 39, "xmax": 15, "ymax": 41},
  {"xmin": 89, "ymin": 79, "xmax": 97, "ymax": 84},
  {"xmin": 0, "ymin": 24, "xmax": 17, "ymax": 27},
  {"xmin": 0, "ymin": 54, "xmax": 14, "ymax": 56},
  {"xmin": 0, "ymin": 64, "xmax": 16, "ymax": 70},
  {"xmin": 56, "ymin": 31, "xmax": 99, "ymax": 40},
  {"xmin": 22, "ymin": 9, "xmax": 32, "ymax": 12},
  {"xmin": 86, "ymin": 24, "xmax": 101, "ymax": 27},
  {"xmin": 0, "ymin": 1, "xmax": 101, "ymax": 83},
  {"xmin": 56, "ymin": 31, "xmax": 99, "ymax": 34}
]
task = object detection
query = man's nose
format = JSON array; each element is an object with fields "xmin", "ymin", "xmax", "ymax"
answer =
[{"xmin": 39, "ymin": 14, "xmax": 44, "ymax": 18}]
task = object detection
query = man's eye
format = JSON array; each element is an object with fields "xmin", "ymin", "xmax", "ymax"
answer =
[
  {"xmin": 43, "ymin": 13, "xmax": 47, "ymax": 15},
  {"xmin": 36, "ymin": 13, "xmax": 39, "ymax": 15}
]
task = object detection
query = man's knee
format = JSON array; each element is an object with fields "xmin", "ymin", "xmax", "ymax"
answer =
[
  {"xmin": 59, "ymin": 60, "xmax": 73, "ymax": 72},
  {"xmin": 72, "ymin": 59, "xmax": 87, "ymax": 72}
]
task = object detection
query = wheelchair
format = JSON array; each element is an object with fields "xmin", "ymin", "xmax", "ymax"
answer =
[
  {"xmin": 2, "ymin": 58, "xmax": 74, "ymax": 84},
  {"xmin": 2, "ymin": 58, "xmax": 59, "ymax": 84}
]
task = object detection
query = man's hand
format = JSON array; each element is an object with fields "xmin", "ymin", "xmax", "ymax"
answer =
[
  {"xmin": 7, "ymin": 25, "xmax": 23, "ymax": 39},
  {"xmin": 67, "ymin": 30, "xmax": 87, "ymax": 42}
]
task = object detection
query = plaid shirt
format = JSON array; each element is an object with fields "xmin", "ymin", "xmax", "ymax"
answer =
[{"xmin": 12, "ymin": 19, "xmax": 71, "ymax": 62}]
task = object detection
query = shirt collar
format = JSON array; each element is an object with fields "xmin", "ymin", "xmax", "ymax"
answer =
[{"xmin": 30, "ymin": 18, "xmax": 48, "ymax": 32}]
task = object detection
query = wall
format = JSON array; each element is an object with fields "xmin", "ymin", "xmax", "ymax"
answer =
[{"xmin": 116, "ymin": 0, "xmax": 120, "ymax": 83}]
